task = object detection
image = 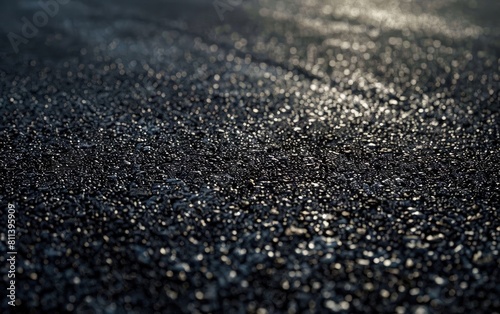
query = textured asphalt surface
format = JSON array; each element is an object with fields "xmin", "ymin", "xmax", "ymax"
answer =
[{"xmin": 1, "ymin": 0, "xmax": 499, "ymax": 313}]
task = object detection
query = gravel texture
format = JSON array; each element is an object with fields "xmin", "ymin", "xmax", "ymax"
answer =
[{"xmin": 1, "ymin": 0, "xmax": 499, "ymax": 313}]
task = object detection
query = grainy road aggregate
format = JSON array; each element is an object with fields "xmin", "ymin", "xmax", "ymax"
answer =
[{"xmin": 1, "ymin": 0, "xmax": 499, "ymax": 313}]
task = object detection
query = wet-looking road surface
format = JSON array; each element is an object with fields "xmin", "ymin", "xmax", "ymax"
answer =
[{"xmin": 0, "ymin": 0, "xmax": 499, "ymax": 313}]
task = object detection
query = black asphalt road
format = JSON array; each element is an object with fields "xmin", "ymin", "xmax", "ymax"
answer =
[{"xmin": 1, "ymin": 0, "xmax": 499, "ymax": 313}]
